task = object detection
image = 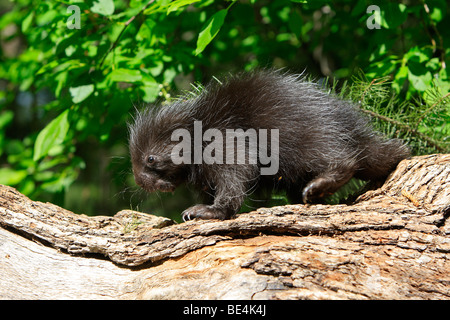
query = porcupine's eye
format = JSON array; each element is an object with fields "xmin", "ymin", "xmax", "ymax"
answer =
[{"xmin": 147, "ymin": 156, "xmax": 155, "ymax": 164}]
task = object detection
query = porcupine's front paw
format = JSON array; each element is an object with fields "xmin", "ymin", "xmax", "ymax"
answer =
[{"xmin": 182, "ymin": 205, "xmax": 229, "ymax": 221}]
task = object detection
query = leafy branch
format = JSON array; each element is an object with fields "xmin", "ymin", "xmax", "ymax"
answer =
[
  {"xmin": 351, "ymin": 76, "xmax": 449, "ymax": 153},
  {"xmin": 360, "ymin": 108, "xmax": 446, "ymax": 153},
  {"xmin": 99, "ymin": 0, "xmax": 156, "ymax": 68}
]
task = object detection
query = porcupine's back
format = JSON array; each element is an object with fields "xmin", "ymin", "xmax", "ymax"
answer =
[{"xmin": 184, "ymin": 70, "xmax": 409, "ymax": 185}]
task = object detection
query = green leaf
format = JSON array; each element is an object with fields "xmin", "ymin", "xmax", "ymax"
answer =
[
  {"xmin": 141, "ymin": 82, "xmax": 160, "ymax": 103},
  {"xmin": 195, "ymin": 9, "xmax": 228, "ymax": 55},
  {"xmin": 167, "ymin": 0, "xmax": 201, "ymax": 14},
  {"xmin": 406, "ymin": 50, "xmax": 433, "ymax": 92},
  {"xmin": 0, "ymin": 110, "xmax": 14, "ymax": 129},
  {"xmin": 19, "ymin": 178, "xmax": 35, "ymax": 196},
  {"xmin": 69, "ymin": 84, "xmax": 95, "ymax": 104},
  {"xmin": 404, "ymin": 46, "xmax": 430, "ymax": 62},
  {"xmin": 408, "ymin": 58, "xmax": 432, "ymax": 92},
  {"xmin": 392, "ymin": 65, "xmax": 408, "ymax": 93},
  {"xmin": 149, "ymin": 61, "xmax": 164, "ymax": 77},
  {"xmin": 36, "ymin": 9, "xmax": 58, "ymax": 27},
  {"xmin": 21, "ymin": 12, "xmax": 34, "ymax": 33},
  {"xmin": 426, "ymin": 57, "xmax": 440, "ymax": 71},
  {"xmin": 427, "ymin": 0, "xmax": 446, "ymax": 22},
  {"xmin": 91, "ymin": 0, "xmax": 115, "ymax": 16},
  {"xmin": 110, "ymin": 68, "xmax": 142, "ymax": 82},
  {"xmin": 380, "ymin": 3, "xmax": 407, "ymax": 29},
  {"xmin": 366, "ymin": 57, "xmax": 398, "ymax": 78},
  {"xmin": 0, "ymin": 168, "xmax": 28, "ymax": 185},
  {"xmin": 33, "ymin": 110, "xmax": 70, "ymax": 161}
]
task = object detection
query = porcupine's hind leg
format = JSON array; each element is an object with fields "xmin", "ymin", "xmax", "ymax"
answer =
[
  {"xmin": 301, "ymin": 162, "xmax": 357, "ymax": 204},
  {"xmin": 300, "ymin": 137, "xmax": 410, "ymax": 204}
]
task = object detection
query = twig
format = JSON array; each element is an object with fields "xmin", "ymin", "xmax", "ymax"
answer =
[
  {"xmin": 421, "ymin": 0, "xmax": 446, "ymax": 69},
  {"xmin": 99, "ymin": 0, "xmax": 156, "ymax": 68},
  {"xmin": 360, "ymin": 77, "xmax": 390, "ymax": 103}
]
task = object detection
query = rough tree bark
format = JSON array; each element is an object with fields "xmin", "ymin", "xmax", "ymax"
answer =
[{"xmin": 0, "ymin": 154, "xmax": 449, "ymax": 300}]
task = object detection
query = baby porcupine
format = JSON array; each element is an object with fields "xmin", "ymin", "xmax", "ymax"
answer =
[{"xmin": 129, "ymin": 70, "xmax": 410, "ymax": 221}]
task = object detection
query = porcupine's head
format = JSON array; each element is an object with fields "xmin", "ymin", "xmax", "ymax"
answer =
[{"xmin": 128, "ymin": 103, "xmax": 192, "ymax": 193}]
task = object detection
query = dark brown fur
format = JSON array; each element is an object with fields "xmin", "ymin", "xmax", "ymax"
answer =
[{"xmin": 129, "ymin": 70, "xmax": 410, "ymax": 220}]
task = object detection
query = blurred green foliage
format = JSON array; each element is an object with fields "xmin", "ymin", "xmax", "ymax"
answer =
[{"xmin": 0, "ymin": 0, "xmax": 448, "ymax": 221}]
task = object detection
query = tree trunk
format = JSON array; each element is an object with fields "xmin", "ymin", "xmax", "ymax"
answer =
[{"xmin": 0, "ymin": 154, "xmax": 449, "ymax": 300}]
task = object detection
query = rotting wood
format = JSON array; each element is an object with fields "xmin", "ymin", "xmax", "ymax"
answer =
[{"xmin": 0, "ymin": 154, "xmax": 449, "ymax": 299}]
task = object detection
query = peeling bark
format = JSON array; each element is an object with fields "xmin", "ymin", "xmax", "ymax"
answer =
[{"xmin": 0, "ymin": 154, "xmax": 449, "ymax": 299}]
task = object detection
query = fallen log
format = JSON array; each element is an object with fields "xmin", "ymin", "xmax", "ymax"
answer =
[{"xmin": 0, "ymin": 154, "xmax": 449, "ymax": 299}]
